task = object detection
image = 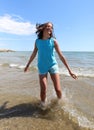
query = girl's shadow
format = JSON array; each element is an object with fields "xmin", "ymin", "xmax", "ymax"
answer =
[{"xmin": 0, "ymin": 101, "xmax": 54, "ymax": 120}]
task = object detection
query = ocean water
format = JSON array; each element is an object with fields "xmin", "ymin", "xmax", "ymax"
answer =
[{"xmin": 0, "ymin": 51, "xmax": 94, "ymax": 130}]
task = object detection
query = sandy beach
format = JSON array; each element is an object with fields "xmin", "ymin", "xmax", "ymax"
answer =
[{"xmin": 0, "ymin": 93, "xmax": 86, "ymax": 130}]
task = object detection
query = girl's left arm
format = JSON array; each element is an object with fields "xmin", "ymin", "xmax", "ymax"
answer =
[{"xmin": 54, "ymin": 40, "xmax": 77, "ymax": 79}]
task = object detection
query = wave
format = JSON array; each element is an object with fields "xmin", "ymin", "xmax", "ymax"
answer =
[
  {"xmin": 0, "ymin": 63, "xmax": 25, "ymax": 69},
  {"xmin": 9, "ymin": 64, "xmax": 25, "ymax": 69},
  {"xmin": 0, "ymin": 63, "xmax": 37, "ymax": 71},
  {"xmin": 0, "ymin": 63, "xmax": 94, "ymax": 77},
  {"xmin": 59, "ymin": 67, "xmax": 94, "ymax": 78},
  {"xmin": 62, "ymin": 88, "xmax": 94, "ymax": 130}
]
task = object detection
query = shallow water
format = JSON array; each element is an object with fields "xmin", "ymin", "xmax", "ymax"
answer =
[{"xmin": 0, "ymin": 51, "xmax": 94, "ymax": 130}]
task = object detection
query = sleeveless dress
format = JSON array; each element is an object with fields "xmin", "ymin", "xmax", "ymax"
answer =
[{"xmin": 36, "ymin": 38, "xmax": 59, "ymax": 74}]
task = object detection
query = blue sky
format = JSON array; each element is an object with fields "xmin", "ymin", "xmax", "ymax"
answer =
[{"xmin": 0, "ymin": 0, "xmax": 94, "ymax": 51}]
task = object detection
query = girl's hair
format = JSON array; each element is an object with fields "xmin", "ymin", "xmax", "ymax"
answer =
[{"xmin": 36, "ymin": 22, "xmax": 55, "ymax": 39}]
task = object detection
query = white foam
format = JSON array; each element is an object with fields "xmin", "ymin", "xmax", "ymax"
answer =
[
  {"xmin": 17, "ymin": 65, "xmax": 25, "ymax": 69},
  {"xmin": 9, "ymin": 64, "xmax": 25, "ymax": 69},
  {"xmin": 9, "ymin": 64, "xmax": 19, "ymax": 67},
  {"xmin": 61, "ymin": 88, "xmax": 94, "ymax": 129},
  {"xmin": 59, "ymin": 67, "xmax": 94, "ymax": 77}
]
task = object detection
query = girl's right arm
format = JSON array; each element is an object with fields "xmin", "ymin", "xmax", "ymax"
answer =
[{"xmin": 24, "ymin": 43, "xmax": 38, "ymax": 72}]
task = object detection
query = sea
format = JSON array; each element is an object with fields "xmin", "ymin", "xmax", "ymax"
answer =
[{"xmin": 0, "ymin": 51, "xmax": 94, "ymax": 130}]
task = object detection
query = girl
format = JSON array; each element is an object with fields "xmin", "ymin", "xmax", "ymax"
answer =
[{"xmin": 24, "ymin": 22, "xmax": 77, "ymax": 108}]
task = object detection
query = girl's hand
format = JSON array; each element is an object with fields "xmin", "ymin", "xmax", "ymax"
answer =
[
  {"xmin": 69, "ymin": 71, "xmax": 78, "ymax": 79},
  {"xmin": 24, "ymin": 67, "xmax": 29, "ymax": 72}
]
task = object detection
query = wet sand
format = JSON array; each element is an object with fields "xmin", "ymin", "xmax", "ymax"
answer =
[{"xmin": 0, "ymin": 93, "xmax": 87, "ymax": 130}]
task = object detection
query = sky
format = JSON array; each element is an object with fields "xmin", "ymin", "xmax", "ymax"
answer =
[{"xmin": 0, "ymin": 0, "xmax": 94, "ymax": 51}]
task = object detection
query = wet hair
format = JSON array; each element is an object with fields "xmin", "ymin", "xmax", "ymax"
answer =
[{"xmin": 36, "ymin": 22, "xmax": 55, "ymax": 39}]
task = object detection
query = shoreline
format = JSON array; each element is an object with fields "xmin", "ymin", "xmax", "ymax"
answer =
[{"xmin": 0, "ymin": 49, "xmax": 15, "ymax": 52}]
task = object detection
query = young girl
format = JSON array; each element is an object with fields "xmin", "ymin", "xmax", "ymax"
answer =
[{"xmin": 24, "ymin": 22, "xmax": 77, "ymax": 108}]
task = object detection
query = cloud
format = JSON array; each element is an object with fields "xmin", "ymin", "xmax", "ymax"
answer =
[{"xmin": 0, "ymin": 14, "xmax": 36, "ymax": 35}]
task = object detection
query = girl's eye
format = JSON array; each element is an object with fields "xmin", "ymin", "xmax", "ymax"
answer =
[{"xmin": 47, "ymin": 26, "xmax": 53, "ymax": 29}]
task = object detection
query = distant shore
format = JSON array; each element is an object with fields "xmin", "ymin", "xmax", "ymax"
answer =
[{"xmin": 0, "ymin": 49, "xmax": 15, "ymax": 52}]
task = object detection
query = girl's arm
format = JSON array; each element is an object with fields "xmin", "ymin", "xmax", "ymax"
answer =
[
  {"xmin": 54, "ymin": 40, "xmax": 77, "ymax": 79},
  {"xmin": 24, "ymin": 43, "xmax": 38, "ymax": 72}
]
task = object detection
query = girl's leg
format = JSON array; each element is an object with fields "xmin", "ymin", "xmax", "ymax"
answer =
[
  {"xmin": 50, "ymin": 73, "xmax": 62, "ymax": 99},
  {"xmin": 39, "ymin": 74, "xmax": 48, "ymax": 102}
]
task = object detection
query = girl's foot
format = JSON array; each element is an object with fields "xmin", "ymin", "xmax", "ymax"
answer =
[{"xmin": 39, "ymin": 101, "xmax": 47, "ymax": 110}]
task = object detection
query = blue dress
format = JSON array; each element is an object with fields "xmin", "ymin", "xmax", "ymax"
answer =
[{"xmin": 36, "ymin": 38, "xmax": 58, "ymax": 74}]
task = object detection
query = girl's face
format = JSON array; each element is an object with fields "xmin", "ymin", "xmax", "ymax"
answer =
[{"xmin": 43, "ymin": 23, "xmax": 53, "ymax": 36}]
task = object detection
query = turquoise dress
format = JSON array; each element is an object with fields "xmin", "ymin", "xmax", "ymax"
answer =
[{"xmin": 36, "ymin": 38, "xmax": 58, "ymax": 74}]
